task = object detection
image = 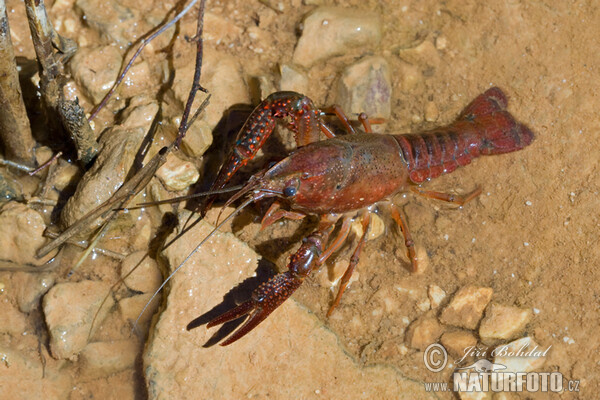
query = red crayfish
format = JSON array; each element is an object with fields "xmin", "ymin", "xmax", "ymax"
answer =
[{"xmin": 194, "ymin": 87, "xmax": 534, "ymax": 345}]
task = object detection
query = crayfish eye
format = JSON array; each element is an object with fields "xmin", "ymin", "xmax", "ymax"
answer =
[{"xmin": 283, "ymin": 186, "xmax": 297, "ymax": 197}]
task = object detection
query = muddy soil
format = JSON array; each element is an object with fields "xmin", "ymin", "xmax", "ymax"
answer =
[{"xmin": 0, "ymin": 0, "xmax": 598, "ymax": 399}]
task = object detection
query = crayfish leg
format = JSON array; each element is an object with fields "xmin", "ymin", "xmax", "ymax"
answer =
[
  {"xmin": 410, "ymin": 186, "xmax": 482, "ymax": 206},
  {"xmin": 261, "ymin": 201, "xmax": 305, "ymax": 230},
  {"xmin": 327, "ymin": 212, "xmax": 371, "ymax": 317},
  {"xmin": 390, "ymin": 205, "xmax": 419, "ymax": 272}
]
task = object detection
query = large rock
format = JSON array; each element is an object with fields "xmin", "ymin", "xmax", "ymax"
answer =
[
  {"xmin": 143, "ymin": 215, "xmax": 435, "ymax": 399},
  {"xmin": 0, "ymin": 202, "xmax": 52, "ymax": 266},
  {"xmin": 293, "ymin": 7, "xmax": 382, "ymax": 68},
  {"xmin": 479, "ymin": 303, "xmax": 532, "ymax": 344},
  {"xmin": 335, "ymin": 56, "xmax": 392, "ymax": 131},
  {"xmin": 43, "ymin": 280, "xmax": 114, "ymax": 359},
  {"xmin": 440, "ymin": 286, "xmax": 493, "ymax": 330},
  {"xmin": 60, "ymin": 98, "xmax": 158, "ymax": 228}
]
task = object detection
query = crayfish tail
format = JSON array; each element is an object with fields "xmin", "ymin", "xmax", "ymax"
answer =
[{"xmin": 462, "ymin": 87, "xmax": 535, "ymax": 155}]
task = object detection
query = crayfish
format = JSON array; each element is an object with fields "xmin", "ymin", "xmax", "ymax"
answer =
[{"xmin": 188, "ymin": 87, "xmax": 534, "ymax": 346}]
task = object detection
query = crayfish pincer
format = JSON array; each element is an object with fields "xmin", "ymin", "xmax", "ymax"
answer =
[{"xmin": 193, "ymin": 87, "xmax": 534, "ymax": 345}]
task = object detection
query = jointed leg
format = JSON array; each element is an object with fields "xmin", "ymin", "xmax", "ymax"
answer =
[
  {"xmin": 327, "ymin": 212, "xmax": 371, "ymax": 317},
  {"xmin": 318, "ymin": 216, "xmax": 352, "ymax": 265},
  {"xmin": 261, "ymin": 201, "xmax": 305, "ymax": 230},
  {"xmin": 321, "ymin": 105, "xmax": 357, "ymax": 135},
  {"xmin": 390, "ymin": 204, "xmax": 418, "ymax": 272},
  {"xmin": 410, "ymin": 186, "xmax": 482, "ymax": 206}
]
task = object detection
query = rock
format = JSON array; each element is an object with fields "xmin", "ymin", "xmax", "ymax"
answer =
[
  {"xmin": 441, "ymin": 330, "xmax": 477, "ymax": 358},
  {"xmin": 79, "ymin": 340, "xmax": 139, "ymax": 380},
  {"xmin": 0, "ymin": 347, "xmax": 72, "ymax": 399},
  {"xmin": 155, "ymin": 154, "xmax": 199, "ymax": 192},
  {"xmin": 405, "ymin": 315, "xmax": 444, "ymax": 351},
  {"xmin": 43, "ymin": 280, "xmax": 114, "ymax": 359},
  {"xmin": 279, "ymin": 64, "xmax": 308, "ymax": 94},
  {"xmin": 397, "ymin": 61, "xmax": 422, "ymax": 92},
  {"xmin": 0, "ymin": 202, "xmax": 52, "ymax": 266},
  {"xmin": 336, "ymin": 56, "xmax": 391, "ymax": 131},
  {"xmin": 293, "ymin": 7, "xmax": 382, "ymax": 68},
  {"xmin": 428, "ymin": 285, "xmax": 446, "ymax": 309},
  {"xmin": 350, "ymin": 212, "xmax": 385, "ymax": 240},
  {"xmin": 454, "ymin": 373, "xmax": 492, "ymax": 400},
  {"xmin": 16, "ymin": 273, "xmax": 55, "ymax": 313},
  {"xmin": 144, "ymin": 214, "xmax": 432, "ymax": 399},
  {"xmin": 0, "ymin": 173, "xmax": 19, "ymax": 201},
  {"xmin": 69, "ymin": 45, "xmax": 122, "ymax": 103},
  {"xmin": 117, "ymin": 60, "xmax": 153, "ymax": 99},
  {"xmin": 171, "ymin": 48, "xmax": 249, "ymax": 130},
  {"xmin": 177, "ymin": 118, "xmax": 213, "ymax": 158},
  {"xmin": 424, "ymin": 101, "xmax": 439, "ymax": 122},
  {"xmin": 440, "ymin": 286, "xmax": 493, "ymax": 330},
  {"xmin": 75, "ymin": 0, "xmax": 156, "ymax": 46},
  {"xmin": 492, "ymin": 337, "xmax": 547, "ymax": 386},
  {"xmin": 52, "ymin": 162, "xmax": 81, "ymax": 192},
  {"xmin": 118, "ymin": 293, "xmax": 160, "ymax": 328},
  {"xmin": 120, "ymin": 251, "xmax": 162, "ymax": 294},
  {"xmin": 413, "ymin": 245, "xmax": 429, "ymax": 274},
  {"xmin": 0, "ymin": 299, "xmax": 27, "ymax": 336},
  {"xmin": 479, "ymin": 303, "xmax": 532, "ymax": 344},
  {"xmin": 60, "ymin": 99, "xmax": 158, "ymax": 228},
  {"xmin": 397, "ymin": 40, "xmax": 440, "ymax": 71}
]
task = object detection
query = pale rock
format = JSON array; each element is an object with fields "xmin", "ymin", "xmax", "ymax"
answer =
[
  {"xmin": 118, "ymin": 60, "xmax": 153, "ymax": 99},
  {"xmin": 203, "ymin": 12, "xmax": 243, "ymax": 43},
  {"xmin": 79, "ymin": 340, "xmax": 139, "ymax": 380},
  {"xmin": 428, "ymin": 284, "xmax": 446, "ymax": 309},
  {"xmin": 336, "ymin": 56, "xmax": 391, "ymax": 132},
  {"xmin": 155, "ymin": 154, "xmax": 200, "ymax": 192},
  {"xmin": 0, "ymin": 347, "xmax": 72, "ymax": 399},
  {"xmin": 143, "ymin": 216, "xmax": 430, "ymax": 399},
  {"xmin": 279, "ymin": 64, "xmax": 308, "ymax": 94},
  {"xmin": 479, "ymin": 303, "xmax": 532, "ymax": 344},
  {"xmin": 177, "ymin": 118, "xmax": 213, "ymax": 158},
  {"xmin": 52, "ymin": 163, "xmax": 81, "ymax": 192},
  {"xmin": 0, "ymin": 202, "xmax": 52, "ymax": 266},
  {"xmin": 256, "ymin": 75, "xmax": 277, "ymax": 101},
  {"xmin": 60, "ymin": 100, "xmax": 158, "ymax": 228},
  {"xmin": 405, "ymin": 315, "xmax": 444, "ymax": 351},
  {"xmin": 293, "ymin": 7, "xmax": 382, "ymax": 68},
  {"xmin": 424, "ymin": 101, "xmax": 439, "ymax": 122},
  {"xmin": 0, "ymin": 299, "xmax": 27, "ymax": 335},
  {"xmin": 350, "ymin": 212, "xmax": 385, "ymax": 240},
  {"xmin": 118, "ymin": 293, "xmax": 160, "ymax": 328},
  {"xmin": 441, "ymin": 330, "xmax": 477, "ymax": 358},
  {"xmin": 397, "ymin": 40, "xmax": 440, "ymax": 70},
  {"xmin": 455, "ymin": 374, "xmax": 492, "ymax": 400},
  {"xmin": 120, "ymin": 96, "xmax": 159, "ymax": 130},
  {"xmin": 413, "ymin": 245, "xmax": 429, "ymax": 274},
  {"xmin": 397, "ymin": 61, "xmax": 422, "ymax": 92},
  {"xmin": 16, "ymin": 273, "xmax": 55, "ymax": 313},
  {"xmin": 43, "ymin": 280, "xmax": 114, "ymax": 359},
  {"xmin": 68, "ymin": 45, "xmax": 122, "ymax": 103},
  {"xmin": 492, "ymin": 337, "xmax": 546, "ymax": 386},
  {"xmin": 120, "ymin": 251, "xmax": 162, "ymax": 294},
  {"xmin": 75, "ymin": 0, "xmax": 162, "ymax": 46},
  {"xmin": 440, "ymin": 286, "xmax": 493, "ymax": 329},
  {"xmin": 416, "ymin": 298, "xmax": 431, "ymax": 312},
  {"xmin": 171, "ymin": 48, "xmax": 250, "ymax": 130}
]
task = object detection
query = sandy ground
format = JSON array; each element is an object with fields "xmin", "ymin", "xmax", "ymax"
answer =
[{"xmin": 0, "ymin": 0, "xmax": 598, "ymax": 399}]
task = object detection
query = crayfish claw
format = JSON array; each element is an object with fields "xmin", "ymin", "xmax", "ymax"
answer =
[{"xmin": 207, "ymin": 271, "xmax": 303, "ymax": 346}]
